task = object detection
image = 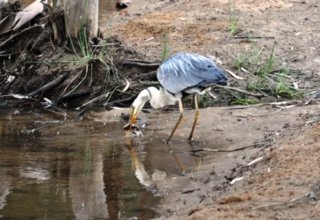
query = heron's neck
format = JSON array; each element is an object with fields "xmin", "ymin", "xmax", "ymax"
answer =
[
  {"xmin": 132, "ymin": 87, "xmax": 179, "ymax": 112},
  {"xmin": 149, "ymin": 87, "xmax": 179, "ymax": 109}
]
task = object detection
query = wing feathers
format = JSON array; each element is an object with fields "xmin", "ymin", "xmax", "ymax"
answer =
[{"xmin": 157, "ymin": 52, "xmax": 227, "ymax": 94}]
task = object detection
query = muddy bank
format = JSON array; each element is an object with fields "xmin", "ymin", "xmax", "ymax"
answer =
[
  {"xmin": 2, "ymin": 0, "xmax": 319, "ymax": 110},
  {"xmin": 125, "ymin": 101, "xmax": 319, "ymax": 219},
  {"xmin": 186, "ymin": 122, "xmax": 320, "ymax": 220},
  {"xmin": 0, "ymin": 2, "xmax": 161, "ymax": 110},
  {"xmin": 104, "ymin": 0, "xmax": 320, "ymax": 219}
]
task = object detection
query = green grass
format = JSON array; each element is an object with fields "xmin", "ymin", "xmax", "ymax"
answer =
[
  {"xmin": 257, "ymin": 43, "xmax": 275, "ymax": 76},
  {"xmin": 234, "ymin": 47, "xmax": 264, "ymax": 72},
  {"xmin": 160, "ymin": 35, "xmax": 170, "ymax": 61},
  {"xmin": 229, "ymin": 15, "xmax": 238, "ymax": 37},
  {"xmin": 275, "ymin": 80, "xmax": 295, "ymax": 98},
  {"xmin": 228, "ymin": 0, "xmax": 239, "ymax": 37},
  {"xmin": 234, "ymin": 43, "xmax": 302, "ymax": 99},
  {"xmin": 57, "ymin": 15, "xmax": 122, "ymax": 104},
  {"xmin": 274, "ymin": 75, "xmax": 302, "ymax": 98}
]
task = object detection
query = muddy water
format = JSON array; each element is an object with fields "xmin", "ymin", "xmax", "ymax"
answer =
[
  {"xmin": 0, "ymin": 109, "xmax": 199, "ymax": 219},
  {"xmin": 6, "ymin": 2, "xmax": 199, "ymax": 218}
]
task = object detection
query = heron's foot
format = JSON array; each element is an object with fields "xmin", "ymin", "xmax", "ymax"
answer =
[
  {"xmin": 123, "ymin": 123, "xmax": 143, "ymax": 137},
  {"xmin": 188, "ymin": 139, "xmax": 200, "ymax": 145},
  {"xmin": 188, "ymin": 136, "xmax": 195, "ymax": 144}
]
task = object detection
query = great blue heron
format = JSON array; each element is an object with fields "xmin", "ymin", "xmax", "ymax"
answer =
[{"xmin": 123, "ymin": 52, "xmax": 228, "ymax": 143}]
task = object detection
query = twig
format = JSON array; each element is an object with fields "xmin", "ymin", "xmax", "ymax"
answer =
[
  {"xmin": 182, "ymin": 188, "xmax": 199, "ymax": 194},
  {"xmin": 58, "ymin": 90, "xmax": 90, "ymax": 103},
  {"xmin": 190, "ymin": 143, "xmax": 259, "ymax": 153},
  {"xmin": 230, "ymin": 176, "xmax": 244, "ymax": 184},
  {"xmin": 269, "ymin": 100, "xmax": 302, "ymax": 107},
  {"xmin": 0, "ymin": 25, "xmax": 42, "ymax": 48},
  {"xmin": 253, "ymin": 192, "xmax": 316, "ymax": 210},
  {"xmin": 305, "ymin": 90, "xmax": 320, "ymax": 105},
  {"xmin": 214, "ymin": 85, "xmax": 266, "ymax": 98},
  {"xmin": 60, "ymin": 70, "xmax": 82, "ymax": 97},
  {"xmin": 121, "ymin": 60, "xmax": 160, "ymax": 68},
  {"xmin": 225, "ymin": 69, "xmax": 244, "ymax": 80},
  {"xmin": 122, "ymin": 78, "xmax": 130, "ymax": 92},
  {"xmin": 43, "ymin": 106, "xmax": 68, "ymax": 120},
  {"xmin": 75, "ymin": 92, "xmax": 110, "ymax": 110},
  {"xmin": 234, "ymin": 36, "xmax": 275, "ymax": 39},
  {"xmin": 28, "ymin": 74, "xmax": 68, "ymax": 97},
  {"xmin": 103, "ymin": 96, "xmax": 136, "ymax": 107},
  {"xmin": 134, "ymin": 70, "xmax": 157, "ymax": 81},
  {"xmin": 0, "ymin": 94, "xmax": 32, "ymax": 99},
  {"xmin": 188, "ymin": 209, "xmax": 201, "ymax": 216},
  {"xmin": 93, "ymin": 43, "xmax": 120, "ymax": 47},
  {"xmin": 222, "ymin": 104, "xmax": 266, "ymax": 110},
  {"xmin": 247, "ymin": 156, "xmax": 264, "ymax": 166}
]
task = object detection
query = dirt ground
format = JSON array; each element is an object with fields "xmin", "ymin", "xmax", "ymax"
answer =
[{"xmin": 103, "ymin": 0, "xmax": 320, "ymax": 219}]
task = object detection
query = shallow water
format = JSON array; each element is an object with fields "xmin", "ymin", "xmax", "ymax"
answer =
[
  {"xmin": 0, "ymin": 109, "xmax": 199, "ymax": 219},
  {"xmin": 3, "ymin": 2, "xmax": 200, "ymax": 218}
]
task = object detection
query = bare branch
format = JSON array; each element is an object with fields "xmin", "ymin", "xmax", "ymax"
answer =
[{"xmin": 214, "ymin": 85, "xmax": 266, "ymax": 98}]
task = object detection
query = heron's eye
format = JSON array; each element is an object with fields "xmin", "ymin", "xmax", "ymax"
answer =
[{"xmin": 207, "ymin": 65, "xmax": 213, "ymax": 68}]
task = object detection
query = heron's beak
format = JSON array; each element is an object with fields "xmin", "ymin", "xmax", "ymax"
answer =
[
  {"xmin": 130, "ymin": 106, "xmax": 138, "ymax": 124},
  {"xmin": 123, "ymin": 106, "xmax": 143, "ymax": 137},
  {"xmin": 123, "ymin": 106, "xmax": 138, "ymax": 130}
]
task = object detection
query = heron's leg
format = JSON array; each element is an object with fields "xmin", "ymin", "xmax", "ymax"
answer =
[
  {"xmin": 188, "ymin": 95, "xmax": 199, "ymax": 141},
  {"xmin": 167, "ymin": 98, "xmax": 184, "ymax": 144}
]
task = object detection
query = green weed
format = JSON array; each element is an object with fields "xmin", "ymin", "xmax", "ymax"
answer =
[
  {"xmin": 275, "ymin": 81, "xmax": 295, "ymax": 98},
  {"xmin": 160, "ymin": 35, "xmax": 170, "ymax": 61},
  {"xmin": 234, "ymin": 44, "xmax": 302, "ymax": 99},
  {"xmin": 234, "ymin": 47, "xmax": 264, "ymax": 72},
  {"xmin": 59, "ymin": 16, "xmax": 121, "ymax": 102},
  {"xmin": 228, "ymin": 0, "xmax": 239, "ymax": 37},
  {"xmin": 257, "ymin": 43, "xmax": 275, "ymax": 77},
  {"xmin": 274, "ymin": 75, "xmax": 302, "ymax": 98},
  {"xmin": 229, "ymin": 16, "xmax": 238, "ymax": 37}
]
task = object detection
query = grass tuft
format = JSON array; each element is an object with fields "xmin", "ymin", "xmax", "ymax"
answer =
[
  {"xmin": 233, "ymin": 43, "xmax": 303, "ymax": 99},
  {"xmin": 228, "ymin": 0, "xmax": 239, "ymax": 37},
  {"xmin": 160, "ymin": 35, "xmax": 170, "ymax": 61}
]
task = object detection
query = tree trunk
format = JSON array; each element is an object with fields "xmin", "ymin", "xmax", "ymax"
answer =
[{"xmin": 63, "ymin": 0, "xmax": 99, "ymax": 39}]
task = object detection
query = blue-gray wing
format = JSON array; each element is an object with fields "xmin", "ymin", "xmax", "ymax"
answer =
[{"xmin": 157, "ymin": 52, "xmax": 228, "ymax": 94}]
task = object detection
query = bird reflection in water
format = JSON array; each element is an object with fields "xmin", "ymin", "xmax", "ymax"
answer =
[
  {"xmin": 126, "ymin": 140, "xmax": 157, "ymax": 192},
  {"xmin": 125, "ymin": 139, "xmax": 187, "ymax": 193}
]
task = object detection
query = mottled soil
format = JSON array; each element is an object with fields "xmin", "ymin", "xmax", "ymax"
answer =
[{"xmin": 102, "ymin": 0, "xmax": 320, "ymax": 219}]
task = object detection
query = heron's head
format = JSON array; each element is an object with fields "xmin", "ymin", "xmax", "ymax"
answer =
[
  {"xmin": 214, "ymin": 70, "xmax": 228, "ymax": 86},
  {"xmin": 123, "ymin": 87, "xmax": 178, "ymax": 132},
  {"xmin": 130, "ymin": 88, "xmax": 152, "ymax": 123},
  {"xmin": 123, "ymin": 88, "xmax": 153, "ymax": 131}
]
